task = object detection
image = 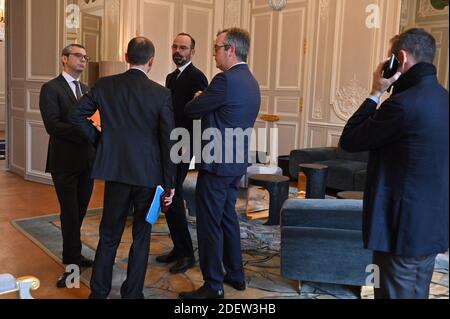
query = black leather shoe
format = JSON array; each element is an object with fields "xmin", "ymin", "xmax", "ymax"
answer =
[
  {"xmin": 56, "ymin": 271, "xmax": 72, "ymax": 288},
  {"xmin": 223, "ymin": 274, "xmax": 246, "ymax": 291},
  {"xmin": 155, "ymin": 250, "xmax": 178, "ymax": 263},
  {"xmin": 80, "ymin": 255, "xmax": 94, "ymax": 268},
  {"xmin": 169, "ymin": 256, "xmax": 195, "ymax": 274},
  {"xmin": 179, "ymin": 285, "xmax": 224, "ymax": 299}
]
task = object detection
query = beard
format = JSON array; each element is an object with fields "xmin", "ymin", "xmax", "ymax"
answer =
[{"xmin": 173, "ymin": 53, "xmax": 189, "ymax": 66}]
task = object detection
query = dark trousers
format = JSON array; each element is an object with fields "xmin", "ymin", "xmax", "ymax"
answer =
[
  {"xmin": 52, "ymin": 169, "xmax": 94, "ymax": 266},
  {"xmin": 373, "ymin": 251, "xmax": 437, "ymax": 299},
  {"xmin": 165, "ymin": 161, "xmax": 194, "ymax": 258},
  {"xmin": 195, "ymin": 170, "xmax": 245, "ymax": 291},
  {"xmin": 89, "ymin": 181, "xmax": 155, "ymax": 299}
]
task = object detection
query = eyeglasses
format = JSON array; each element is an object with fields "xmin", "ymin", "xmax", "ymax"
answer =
[
  {"xmin": 67, "ymin": 53, "xmax": 90, "ymax": 62},
  {"xmin": 171, "ymin": 44, "xmax": 192, "ymax": 51},
  {"xmin": 214, "ymin": 44, "xmax": 231, "ymax": 52}
]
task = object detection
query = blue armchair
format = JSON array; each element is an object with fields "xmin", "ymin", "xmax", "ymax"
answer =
[{"xmin": 280, "ymin": 199, "xmax": 372, "ymax": 291}]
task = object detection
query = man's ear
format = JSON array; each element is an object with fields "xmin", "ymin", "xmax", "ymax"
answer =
[
  {"xmin": 228, "ymin": 45, "xmax": 236, "ymax": 57},
  {"xmin": 147, "ymin": 57, "xmax": 155, "ymax": 71},
  {"xmin": 191, "ymin": 48, "xmax": 196, "ymax": 57},
  {"xmin": 398, "ymin": 50, "xmax": 408, "ymax": 68},
  {"xmin": 125, "ymin": 53, "xmax": 130, "ymax": 64}
]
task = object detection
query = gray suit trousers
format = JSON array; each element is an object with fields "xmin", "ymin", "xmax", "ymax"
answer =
[{"xmin": 373, "ymin": 251, "xmax": 437, "ymax": 299}]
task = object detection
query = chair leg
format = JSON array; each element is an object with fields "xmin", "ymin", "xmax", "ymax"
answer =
[
  {"xmin": 16, "ymin": 276, "xmax": 40, "ymax": 299},
  {"xmin": 297, "ymin": 280, "xmax": 302, "ymax": 294}
]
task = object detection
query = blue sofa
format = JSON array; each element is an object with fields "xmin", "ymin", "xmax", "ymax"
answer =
[
  {"xmin": 280, "ymin": 199, "xmax": 372, "ymax": 290},
  {"xmin": 289, "ymin": 146, "xmax": 368, "ymax": 191}
]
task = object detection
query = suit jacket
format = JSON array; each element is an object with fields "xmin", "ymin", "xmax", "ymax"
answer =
[
  {"xmin": 185, "ymin": 63, "xmax": 260, "ymax": 177},
  {"xmin": 69, "ymin": 69, "xmax": 176, "ymax": 189},
  {"xmin": 39, "ymin": 75, "xmax": 95, "ymax": 173},
  {"xmin": 340, "ymin": 63, "xmax": 449, "ymax": 257},
  {"xmin": 165, "ymin": 63, "xmax": 208, "ymax": 134}
]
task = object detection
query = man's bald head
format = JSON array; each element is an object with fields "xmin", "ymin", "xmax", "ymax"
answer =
[{"xmin": 126, "ymin": 37, "xmax": 155, "ymax": 65}]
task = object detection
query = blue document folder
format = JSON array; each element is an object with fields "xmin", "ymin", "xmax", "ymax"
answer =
[{"xmin": 145, "ymin": 185, "xmax": 165, "ymax": 225}]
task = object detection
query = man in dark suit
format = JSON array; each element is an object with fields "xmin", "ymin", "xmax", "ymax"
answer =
[
  {"xmin": 179, "ymin": 28, "xmax": 260, "ymax": 299},
  {"xmin": 39, "ymin": 44, "xmax": 97, "ymax": 288},
  {"xmin": 155, "ymin": 33, "xmax": 208, "ymax": 274},
  {"xmin": 70, "ymin": 37, "xmax": 176, "ymax": 299},
  {"xmin": 340, "ymin": 28, "xmax": 449, "ymax": 299}
]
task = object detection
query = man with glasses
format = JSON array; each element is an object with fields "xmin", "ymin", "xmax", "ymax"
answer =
[
  {"xmin": 39, "ymin": 44, "xmax": 97, "ymax": 288},
  {"xmin": 155, "ymin": 33, "xmax": 208, "ymax": 274},
  {"xmin": 179, "ymin": 28, "xmax": 260, "ymax": 299}
]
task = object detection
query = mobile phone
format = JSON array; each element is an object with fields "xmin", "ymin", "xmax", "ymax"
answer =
[{"xmin": 382, "ymin": 54, "xmax": 399, "ymax": 79}]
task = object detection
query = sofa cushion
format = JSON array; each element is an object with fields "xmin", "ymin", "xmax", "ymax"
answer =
[
  {"xmin": 336, "ymin": 147, "xmax": 369, "ymax": 162},
  {"xmin": 281, "ymin": 199, "xmax": 363, "ymax": 230},
  {"xmin": 289, "ymin": 148, "xmax": 336, "ymax": 179},
  {"xmin": 354, "ymin": 170, "xmax": 367, "ymax": 191},
  {"xmin": 317, "ymin": 159, "xmax": 368, "ymax": 191}
]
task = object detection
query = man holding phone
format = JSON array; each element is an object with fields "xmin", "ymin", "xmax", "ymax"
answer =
[{"xmin": 340, "ymin": 28, "xmax": 449, "ymax": 299}]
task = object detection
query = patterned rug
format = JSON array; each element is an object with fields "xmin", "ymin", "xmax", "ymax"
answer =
[{"xmin": 12, "ymin": 209, "xmax": 449, "ymax": 299}]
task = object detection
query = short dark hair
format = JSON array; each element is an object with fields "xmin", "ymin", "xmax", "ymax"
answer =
[
  {"xmin": 177, "ymin": 33, "xmax": 196, "ymax": 49},
  {"xmin": 391, "ymin": 28, "xmax": 436, "ymax": 64},
  {"xmin": 217, "ymin": 28, "xmax": 250, "ymax": 62},
  {"xmin": 127, "ymin": 37, "xmax": 155, "ymax": 65},
  {"xmin": 62, "ymin": 44, "xmax": 86, "ymax": 56}
]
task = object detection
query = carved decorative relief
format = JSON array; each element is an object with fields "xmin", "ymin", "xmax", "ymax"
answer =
[
  {"xmin": 312, "ymin": 96, "xmax": 323, "ymax": 120},
  {"xmin": 333, "ymin": 75, "xmax": 368, "ymax": 121},
  {"xmin": 418, "ymin": 0, "xmax": 448, "ymax": 17},
  {"xmin": 224, "ymin": 0, "xmax": 241, "ymax": 28},
  {"xmin": 319, "ymin": 0, "xmax": 329, "ymax": 23},
  {"xmin": 78, "ymin": 0, "xmax": 104, "ymax": 10}
]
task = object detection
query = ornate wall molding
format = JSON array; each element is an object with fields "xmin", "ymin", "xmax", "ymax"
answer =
[
  {"xmin": 224, "ymin": 0, "xmax": 241, "ymax": 28},
  {"xmin": 78, "ymin": 0, "xmax": 104, "ymax": 11},
  {"xmin": 333, "ymin": 75, "xmax": 368, "ymax": 121},
  {"xmin": 319, "ymin": 0, "xmax": 329, "ymax": 23},
  {"xmin": 418, "ymin": 0, "xmax": 448, "ymax": 17},
  {"xmin": 312, "ymin": 96, "xmax": 323, "ymax": 120}
]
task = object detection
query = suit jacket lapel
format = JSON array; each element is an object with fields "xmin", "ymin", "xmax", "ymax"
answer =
[
  {"xmin": 81, "ymin": 83, "xmax": 89, "ymax": 95},
  {"xmin": 57, "ymin": 74, "xmax": 77, "ymax": 104},
  {"xmin": 167, "ymin": 71, "xmax": 178, "ymax": 90},
  {"xmin": 177, "ymin": 63, "xmax": 194, "ymax": 82},
  {"xmin": 167, "ymin": 63, "xmax": 194, "ymax": 89}
]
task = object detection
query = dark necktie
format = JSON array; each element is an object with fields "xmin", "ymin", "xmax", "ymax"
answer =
[
  {"xmin": 73, "ymin": 80, "xmax": 82, "ymax": 100},
  {"xmin": 174, "ymin": 68, "xmax": 181, "ymax": 79}
]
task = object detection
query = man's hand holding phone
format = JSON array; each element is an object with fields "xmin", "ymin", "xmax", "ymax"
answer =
[{"xmin": 370, "ymin": 56, "xmax": 402, "ymax": 98}]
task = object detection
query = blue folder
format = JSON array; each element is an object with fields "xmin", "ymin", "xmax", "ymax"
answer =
[{"xmin": 145, "ymin": 185, "xmax": 165, "ymax": 225}]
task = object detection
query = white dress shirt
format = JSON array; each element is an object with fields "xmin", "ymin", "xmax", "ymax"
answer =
[{"xmin": 62, "ymin": 71, "xmax": 82, "ymax": 99}]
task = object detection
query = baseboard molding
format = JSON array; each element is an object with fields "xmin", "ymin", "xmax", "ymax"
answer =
[{"xmin": 25, "ymin": 174, "xmax": 53, "ymax": 186}]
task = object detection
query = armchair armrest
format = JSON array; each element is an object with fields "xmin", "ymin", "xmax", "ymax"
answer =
[
  {"xmin": 289, "ymin": 147, "xmax": 337, "ymax": 180},
  {"xmin": 0, "ymin": 274, "xmax": 40, "ymax": 299}
]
